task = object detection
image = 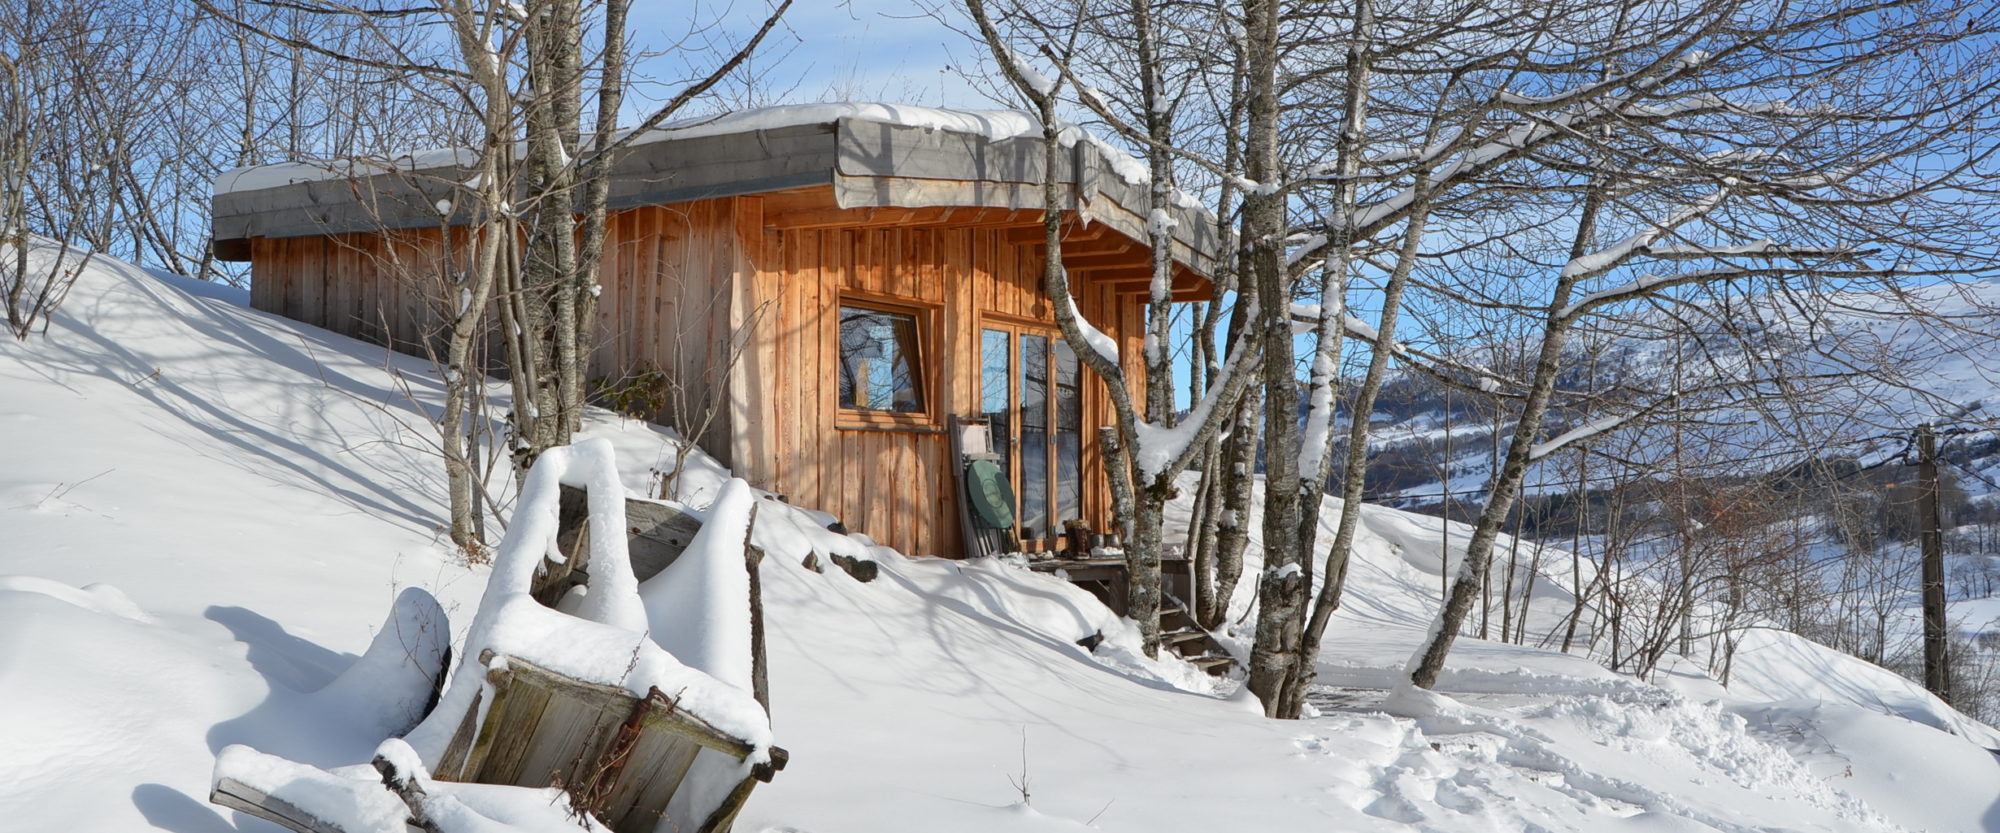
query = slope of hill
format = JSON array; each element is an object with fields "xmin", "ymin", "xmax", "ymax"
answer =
[
  {"xmin": 1362, "ymin": 278, "xmax": 2000, "ymax": 507},
  {"xmin": 3, "ymin": 248, "xmax": 1999, "ymax": 832}
]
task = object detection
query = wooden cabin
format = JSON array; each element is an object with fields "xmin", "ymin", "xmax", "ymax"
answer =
[{"xmin": 211, "ymin": 104, "xmax": 1218, "ymax": 558}]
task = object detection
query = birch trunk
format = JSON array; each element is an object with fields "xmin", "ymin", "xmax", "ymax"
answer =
[
  {"xmin": 1242, "ymin": 0, "xmax": 1306, "ymax": 717},
  {"xmin": 1408, "ymin": 189, "xmax": 1604, "ymax": 689}
]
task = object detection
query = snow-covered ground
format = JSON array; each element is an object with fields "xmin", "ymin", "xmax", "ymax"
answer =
[{"xmin": 5, "ymin": 250, "xmax": 2000, "ymax": 832}]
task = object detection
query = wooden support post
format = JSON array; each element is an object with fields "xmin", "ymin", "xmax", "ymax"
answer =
[
  {"xmin": 1919, "ymin": 424, "xmax": 1952, "ymax": 704},
  {"xmin": 745, "ymin": 504, "xmax": 770, "ymax": 715}
]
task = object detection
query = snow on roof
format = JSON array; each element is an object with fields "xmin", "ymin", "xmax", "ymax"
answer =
[{"xmin": 214, "ymin": 102, "xmax": 1173, "ymax": 203}]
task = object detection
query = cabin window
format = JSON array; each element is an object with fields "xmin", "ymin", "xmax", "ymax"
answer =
[
  {"xmin": 838, "ymin": 304, "xmax": 927, "ymax": 413},
  {"xmin": 981, "ymin": 329, "xmax": 1013, "ymax": 476},
  {"xmin": 981, "ymin": 323, "xmax": 1086, "ymax": 548}
]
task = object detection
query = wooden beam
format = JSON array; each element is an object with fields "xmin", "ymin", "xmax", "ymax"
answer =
[
  {"xmin": 1103, "ymin": 272, "xmax": 1214, "ymax": 301},
  {"xmin": 211, "ymin": 779, "xmax": 354, "ymax": 833},
  {"xmin": 949, "ymin": 208, "xmax": 1044, "ymax": 228},
  {"xmin": 1006, "ymin": 220, "xmax": 1119, "ymax": 246},
  {"xmin": 1071, "ymin": 265, "xmax": 1154, "ymax": 282},
  {"xmin": 1071, "ymin": 235, "xmax": 1141, "ymax": 254},
  {"xmin": 764, "ymin": 204, "xmax": 1045, "ymax": 232},
  {"xmin": 766, "ymin": 205, "xmax": 946, "ymax": 231},
  {"xmin": 1100, "ymin": 271, "xmax": 1208, "ymax": 290},
  {"xmin": 1062, "ymin": 250, "xmax": 1149, "ymax": 270}
]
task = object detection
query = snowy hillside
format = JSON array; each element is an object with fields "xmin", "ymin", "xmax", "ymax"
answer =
[
  {"xmin": 1363, "ymin": 278, "xmax": 2000, "ymax": 506},
  {"xmin": 5, "ymin": 250, "xmax": 2000, "ymax": 832}
]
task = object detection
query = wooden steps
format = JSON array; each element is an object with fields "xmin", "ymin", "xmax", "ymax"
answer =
[
  {"xmin": 1188, "ymin": 655, "xmax": 1236, "ymax": 674},
  {"xmin": 1027, "ymin": 556, "xmax": 1237, "ymax": 676},
  {"xmin": 1157, "ymin": 596, "xmax": 1235, "ymax": 676}
]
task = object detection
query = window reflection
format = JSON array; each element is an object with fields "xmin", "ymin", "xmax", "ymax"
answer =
[
  {"xmin": 981, "ymin": 329, "xmax": 1012, "ymax": 476},
  {"xmin": 838, "ymin": 306, "xmax": 925, "ymax": 412},
  {"xmin": 1020, "ymin": 333, "xmax": 1050, "ymax": 541},
  {"xmin": 1054, "ymin": 340, "xmax": 1082, "ymax": 527}
]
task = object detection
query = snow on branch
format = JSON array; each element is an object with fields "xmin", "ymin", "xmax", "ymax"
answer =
[
  {"xmin": 1001, "ymin": 44, "xmax": 1057, "ymax": 97},
  {"xmin": 1556, "ymin": 248, "xmax": 1871, "ymax": 322},
  {"xmin": 1063, "ymin": 292, "xmax": 1121, "ymax": 366},
  {"xmin": 1638, "ymin": 242, "xmax": 1860, "ymax": 260},
  {"xmin": 1290, "ymin": 303, "xmax": 1519, "ymax": 398},
  {"xmin": 1561, "ymin": 188, "xmax": 1729, "ymax": 281},
  {"xmin": 1526, "ymin": 414, "xmax": 1635, "ymax": 462},
  {"xmin": 1130, "ymin": 332, "xmax": 1257, "ymax": 481}
]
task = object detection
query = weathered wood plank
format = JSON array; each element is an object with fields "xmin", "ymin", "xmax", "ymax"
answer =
[
  {"xmin": 443, "ymin": 652, "xmax": 785, "ymax": 833},
  {"xmin": 695, "ymin": 771, "xmax": 762, "ymax": 833},
  {"xmin": 784, "ymin": 231, "xmax": 808, "ymax": 510},
  {"xmin": 472, "ymin": 664, "xmax": 554, "ymax": 783},
  {"xmin": 516, "ymin": 694, "xmax": 622, "ymax": 792},
  {"xmin": 605, "ymin": 732, "xmax": 703, "ymax": 832},
  {"xmin": 211, "ymin": 778, "xmax": 353, "ymax": 833},
  {"xmin": 485, "ymin": 654, "xmax": 771, "ymax": 761},
  {"xmin": 548, "ymin": 484, "xmax": 703, "ymax": 588},
  {"xmin": 434, "ymin": 686, "xmax": 484, "ymax": 781}
]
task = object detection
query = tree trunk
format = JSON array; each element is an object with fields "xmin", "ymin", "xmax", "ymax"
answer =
[
  {"xmin": 1408, "ymin": 189, "xmax": 1604, "ymax": 689},
  {"xmin": 1203, "ymin": 386, "xmax": 1261, "ymax": 631},
  {"xmin": 1242, "ymin": 0, "xmax": 1306, "ymax": 717}
]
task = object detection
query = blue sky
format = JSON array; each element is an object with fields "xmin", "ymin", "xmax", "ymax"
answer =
[{"xmin": 626, "ymin": 2, "xmax": 995, "ymax": 116}]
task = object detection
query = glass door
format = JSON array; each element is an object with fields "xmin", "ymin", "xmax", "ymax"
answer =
[
  {"xmin": 1019, "ymin": 333, "xmax": 1050, "ymax": 541},
  {"xmin": 980, "ymin": 325, "xmax": 1084, "ymax": 549}
]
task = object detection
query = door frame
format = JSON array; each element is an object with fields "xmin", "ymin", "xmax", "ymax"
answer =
[{"xmin": 979, "ymin": 317, "xmax": 1085, "ymax": 550}]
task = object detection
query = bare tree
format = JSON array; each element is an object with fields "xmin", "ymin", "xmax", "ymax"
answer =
[
  {"xmin": 0, "ymin": 0, "xmax": 113, "ymax": 338},
  {"xmin": 1195, "ymin": 0, "xmax": 2000, "ymax": 708},
  {"xmin": 963, "ymin": 0, "xmax": 1264, "ymax": 657},
  {"xmin": 204, "ymin": 0, "xmax": 790, "ymax": 547}
]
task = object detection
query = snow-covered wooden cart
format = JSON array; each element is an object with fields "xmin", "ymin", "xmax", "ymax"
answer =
[{"xmin": 211, "ymin": 440, "xmax": 785, "ymax": 833}]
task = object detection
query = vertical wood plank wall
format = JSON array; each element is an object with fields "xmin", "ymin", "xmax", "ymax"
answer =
[
  {"xmin": 739, "ymin": 214, "xmax": 1144, "ymax": 558},
  {"xmin": 587, "ymin": 199, "xmax": 745, "ymax": 465},
  {"xmin": 245, "ymin": 189, "xmax": 1148, "ymax": 558},
  {"xmin": 249, "ymin": 227, "xmax": 459, "ymax": 359}
]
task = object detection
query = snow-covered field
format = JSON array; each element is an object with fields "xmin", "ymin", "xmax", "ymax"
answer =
[{"xmin": 5, "ymin": 250, "xmax": 2000, "ymax": 832}]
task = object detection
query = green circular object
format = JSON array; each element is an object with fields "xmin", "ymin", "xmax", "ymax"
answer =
[{"xmin": 966, "ymin": 459, "xmax": 1016, "ymax": 530}]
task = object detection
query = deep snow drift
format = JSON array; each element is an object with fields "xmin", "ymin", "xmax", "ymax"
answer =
[{"xmin": 3, "ymin": 250, "xmax": 1999, "ymax": 832}]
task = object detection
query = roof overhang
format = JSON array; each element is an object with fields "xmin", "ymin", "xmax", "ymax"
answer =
[{"xmin": 209, "ymin": 106, "xmax": 1223, "ymax": 289}]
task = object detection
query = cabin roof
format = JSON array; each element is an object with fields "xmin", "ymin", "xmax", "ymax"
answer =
[{"xmin": 210, "ymin": 103, "xmax": 1223, "ymax": 278}]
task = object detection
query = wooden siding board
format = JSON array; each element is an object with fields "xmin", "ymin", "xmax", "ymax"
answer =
[
  {"xmin": 810, "ymin": 230, "xmax": 832, "ymax": 516},
  {"xmin": 242, "ymin": 186, "xmax": 1161, "ymax": 558},
  {"xmin": 774, "ymin": 224, "xmax": 797, "ymax": 498},
  {"xmin": 301, "ymin": 238, "xmax": 326, "ymax": 329}
]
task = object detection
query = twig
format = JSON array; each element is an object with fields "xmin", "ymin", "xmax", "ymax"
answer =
[{"xmin": 1007, "ymin": 726, "xmax": 1031, "ymax": 806}]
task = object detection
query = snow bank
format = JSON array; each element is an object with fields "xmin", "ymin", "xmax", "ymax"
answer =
[{"xmin": 309, "ymin": 586, "xmax": 451, "ymax": 740}]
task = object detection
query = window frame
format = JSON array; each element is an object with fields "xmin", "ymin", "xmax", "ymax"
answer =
[
  {"xmin": 833, "ymin": 291, "xmax": 941, "ymax": 431},
  {"xmin": 978, "ymin": 316, "xmax": 1088, "ymax": 550}
]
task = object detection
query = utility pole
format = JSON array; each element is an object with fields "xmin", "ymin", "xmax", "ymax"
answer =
[{"xmin": 1918, "ymin": 423, "xmax": 1952, "ymax": 704}]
